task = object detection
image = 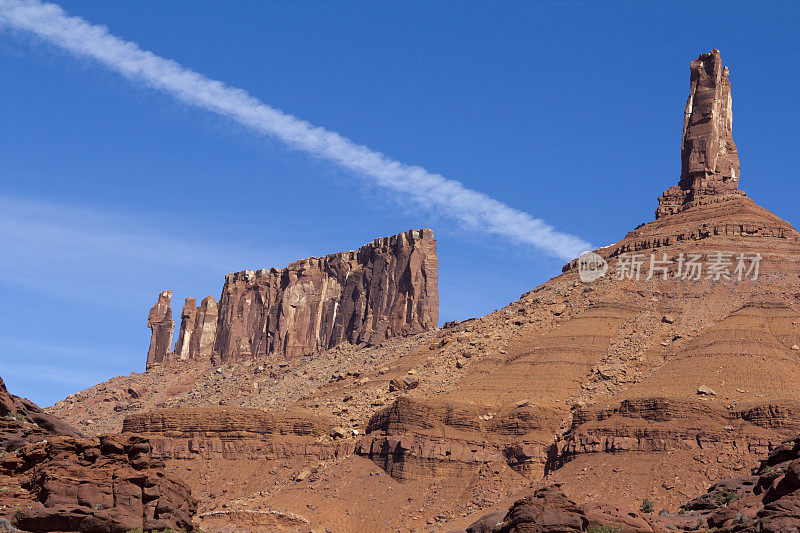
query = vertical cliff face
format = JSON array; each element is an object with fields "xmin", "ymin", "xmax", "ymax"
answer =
[
  {"xmin": 173, "ymin": 297, "xmax": 197, "ymax": 361},
  {"xmin": 657, "ymin": 49, "xmax": 743, "ymax": 219},
  {"xmin": 146, "ymin": 290, "xmax": 174, "ymax": 368},
  {"xmin": 192, "ymin": 297, "xmax": 219, "ymax": 360},
  {"xmin": 173, "ymin": 296, "xmax": 218, "ymax": 363},
  {"xmin": 146, "ymin": 228, "xmax": 438, "ymax": 368},
  {"xmin": 214, "ymin": 228, "xmax": 438, "ymax": 362}
]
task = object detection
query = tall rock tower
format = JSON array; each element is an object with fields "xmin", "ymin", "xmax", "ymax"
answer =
[
  {"xmin": 146, "ymin": 290, "xmax": 174, "ymax": 368},
  {"xmin": 656, "ymin": 49, "xmax": 743, "ymax": 218}
]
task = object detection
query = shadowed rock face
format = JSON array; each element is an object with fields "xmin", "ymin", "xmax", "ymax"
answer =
[
  {"xmin": 657, "ymin": 49, "xmax": 743, "ymax": 219},
  {"xmin": 147, "ymin": 228, "xmax": 438, "ymax": 368}
]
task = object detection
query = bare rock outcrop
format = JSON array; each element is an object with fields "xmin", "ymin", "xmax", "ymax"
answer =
[
  {"xmin": 0, "ymin": 376, "xmax": 195, "ymax": 532},
  {"xmin": 357, "ymin": 396, "xmax": 561, "ymax": 481},
  {"xmin": 123, "ymin": 406, "xmax": 334, "ymax": 439},
  {"xmin": 657, "ymin": 49, "xmax": 743, "ymax": 219},
  {"xmin": 1, "ymin": 435, "xmax": 196, "ymax": 533},
  {"xmin": 487, "ymin": 433, "xmax": 800, "ymax": 532},
  {"xmin": 0, "ymin": 376, "xmax": 80, "ymax": 453},
  {"xmin": 486, "ymin": 486, "xmax": 589, "ymax": 532},
  {"xmin": 149, "ymin": 228, "xmax": 438, "ymax": 369},
  {"xmin": 174, "ymin": 296, "xmax": 218, "ymax": 362},
  {"xmin": 551, "ymin": 397, "xmax": 794, "ymax": 472},
  {"xmin": 146, "ymin": 289, "xmax": 174, "ymax": 368},
  {"xmin": 563, "ymin": 49, "xmax": 798, "ymax": 274},
  {"xmin": 214, "ymin": 228, "xmax": 438, "ymax": 362}
]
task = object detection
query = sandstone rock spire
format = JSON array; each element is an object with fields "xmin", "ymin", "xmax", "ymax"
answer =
[
  {"xmin": 174, "ymin": 296, "xmax": 219, "ymax": 362},
  {"xmin": 146, "ymin": 289, "xmax": 174, "ymax": 368},
  {"xmin": 173, "ymin": 297, "xmax": 197, "ymax": 361},
  {"xmin": 191, "ymin": 296, "xmax": 218, "ymax": 360},
  {"xmin": 656, "ymin": 49, "xmax": 743, "ymax": 218}
]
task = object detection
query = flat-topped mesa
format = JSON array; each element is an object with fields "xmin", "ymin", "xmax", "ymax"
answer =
[
  {"xmin": 656, "ymin": 49, "xmax": 744, "ymax": 219},
  {"xmin": 147, "ymin": 228, "xmax": 438, "ymax": 369},
  {"xmin": 146, "ymin": 290, "xmax": 174, "ymax": 368},
  {"xmin": 214, "ymin": 228, "xmax": 438, "ymax": 362}
]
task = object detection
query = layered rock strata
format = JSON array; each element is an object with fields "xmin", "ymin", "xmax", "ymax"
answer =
[
  {"xmin": 478, "ymin": 433, "xmax": 800, "ymax": 532},
  {"xmin": 551, "ymin": 398, "xmax": 795, "ymax": 472},
  {"xmin": 563, "ymin": 49, "xmax": 798, "ymax": 274},
  {"xmin": 2, "ymin": 435, "xmax": 196, "ymax": 533},
  {"xmin": 356, "ymin": 397, "xmax": 561, "ymax": 481},
  {"xmin": 122, "ymin": 406, "xmax": 349, "ymax": 462},
  {"xmin": 0, "ymin": 376, "xmax": 196, "ymax": 532}
]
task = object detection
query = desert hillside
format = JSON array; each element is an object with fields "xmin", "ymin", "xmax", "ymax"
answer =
[{"xmin": 2, "ymin": 49, "xmax": 799, "ymax": 533}]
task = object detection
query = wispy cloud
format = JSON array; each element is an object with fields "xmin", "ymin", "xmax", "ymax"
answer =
[
  {"xmin": 0, "ymin": 194, "xmax": 285, "ymax": 305},
  {"xmin": 0, "ymin": 0, "xmax": 591, "ymax": 260},
  {"xmin": 0, "ymin": 195, "xmax": 286, "ymax": 405}
]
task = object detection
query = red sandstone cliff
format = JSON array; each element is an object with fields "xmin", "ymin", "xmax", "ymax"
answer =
[
  {"xmin": 146, "ymin": 228, "xmax": 438, "ymax": 368},
  {"xmin": 51, "ymin": 49, "xmax": 800, "ymax": 531}
]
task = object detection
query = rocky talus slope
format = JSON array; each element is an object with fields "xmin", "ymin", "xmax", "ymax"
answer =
[{"xmin": 43, "ymin": 50, "xmax": 800, "ymax": 531}]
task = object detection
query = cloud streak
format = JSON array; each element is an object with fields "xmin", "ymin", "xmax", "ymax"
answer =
[
  {"xmin": 0, "ymin": 0, "xmax": 591, "ymax": 259},
  {"xmin": 0, "ymin": 194, "xmax": 294, "ymax": 306}
]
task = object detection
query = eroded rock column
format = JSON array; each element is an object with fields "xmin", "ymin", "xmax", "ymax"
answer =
[{"xmin": 146, "ymin": 290, "xmax": 174, "ymax": 369}]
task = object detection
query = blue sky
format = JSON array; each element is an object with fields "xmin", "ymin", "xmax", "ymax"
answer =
[{"xmin": 1, "ymin": 1, "xmax": 798, "ymax": 406}]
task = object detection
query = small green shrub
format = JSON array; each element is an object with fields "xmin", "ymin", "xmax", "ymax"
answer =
[
  {"xmin": 712, "ymin": 489, "xmax": 739, "ymax": 506},
  {"xmin": 588, "ymin": 525, "xmax": 621, "ymax": 533},
  {"xmin": 640, "ymin": 498, "xmax": 655, "ymax": 513}
]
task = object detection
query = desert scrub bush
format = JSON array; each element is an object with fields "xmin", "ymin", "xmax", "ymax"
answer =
[
  {"xmin": 588, "ymin": 525, "xmax": 621, "ymax": 533},
  {"xmin": 712, "ymin": 490, "xmax": 739, "ymax": 506},
  {"xmin": 640, "ymin": 498, "xmax": 655, "ymax": 513}
]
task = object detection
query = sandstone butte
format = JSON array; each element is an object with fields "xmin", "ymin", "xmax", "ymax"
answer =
[
  {"xmin": 146, "ymin": 227, "xmax": 439, "ymax": 368},
  {"xmin": 0, "ymin": 49, "xmax": 795, "ymax": 532}
]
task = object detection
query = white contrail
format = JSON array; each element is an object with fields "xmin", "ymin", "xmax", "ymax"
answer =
[{"xmin": 0, "ymin": 0, "xmax": 591, "ymax": 260}]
